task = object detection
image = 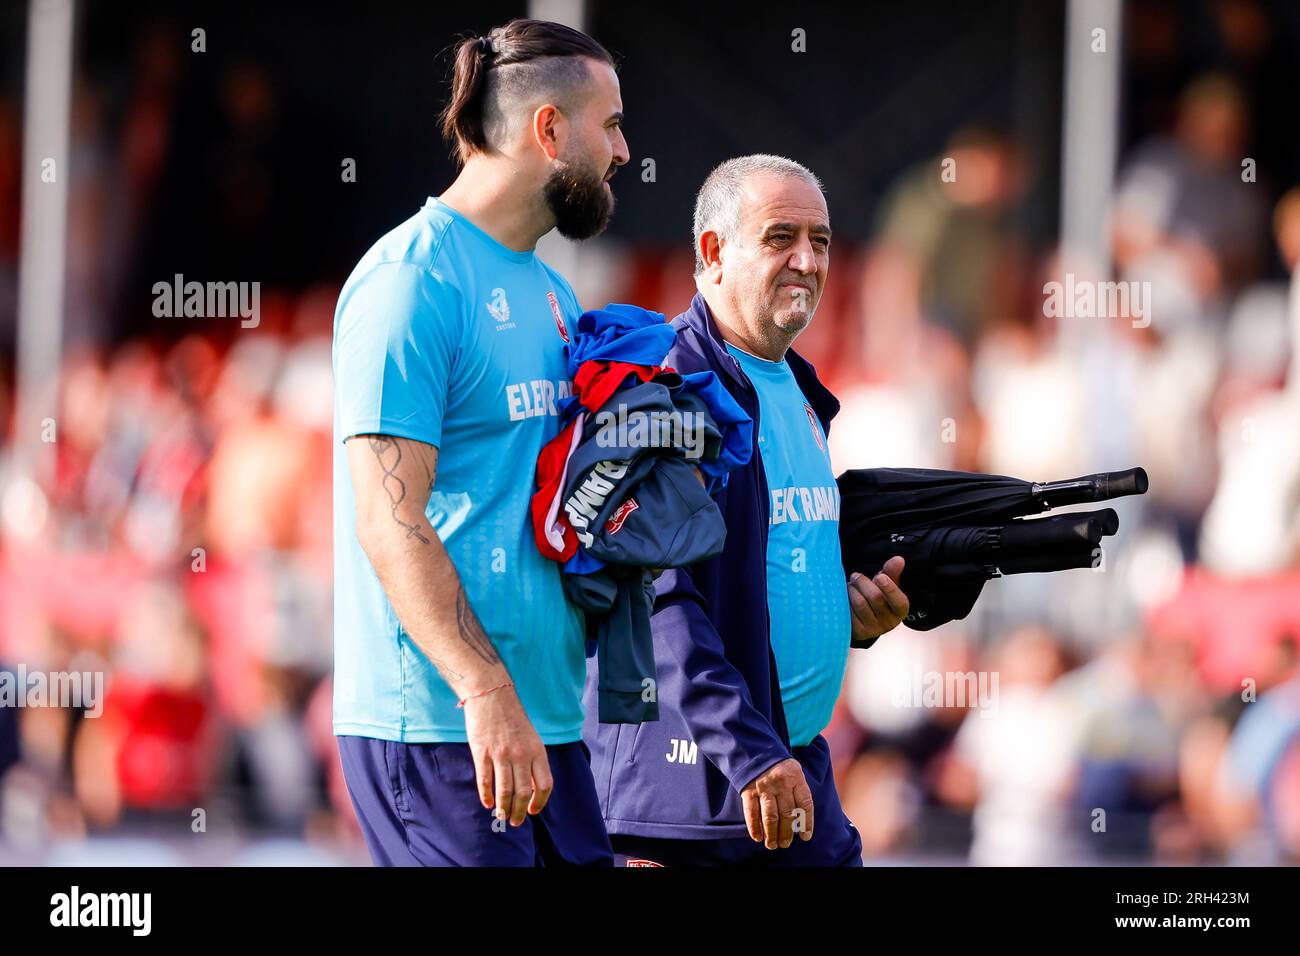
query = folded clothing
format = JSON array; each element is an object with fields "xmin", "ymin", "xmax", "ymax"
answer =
[
  {"xmin": 535, "ymin": 377, "xmax": 717, "ymax": 560},
  {"xmin": 563, "ymin": 567, "xmax": 659, "ymax": 724},
  {"xmin": 530, "ymin": 412, "xmax": 586, "ymax": 562},
  {"xmin": 581, "ymin": 457, "xmax": 726, "ymax": 569},
  {"xmin": 528, "ymin": 303, "xmax": 753, "ymax": 725},
  {"xmin": 570, "ymin": 360, "xmax": 669, "ymax": 415},
  {"xmin": 559, "ymin": 458, "xmax": 726, "ymax": 724},
  {"xmin": 669, "ymin": 371, "xmax": 753, "ymax": 483},
  {"xmin": 566, "ymin": 303, "xmax": 676, "ymax": 372}
]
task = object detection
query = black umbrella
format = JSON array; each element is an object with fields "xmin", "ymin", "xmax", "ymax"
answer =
[{"xmin": 838, "ymin": 467, "xmax": 1148, "ymax": 636}]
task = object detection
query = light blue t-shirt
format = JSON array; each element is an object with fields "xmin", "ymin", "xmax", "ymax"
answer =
[
  {"xmin": 332, "ymin": 196, "xmax": 585, "ymax": 744},
  {"xmin": 726, "ymin": 343, "xmax": 851, "ymax": 748}
]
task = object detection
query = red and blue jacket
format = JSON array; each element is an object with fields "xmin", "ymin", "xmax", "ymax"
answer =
[{"xmin": 581, "ymin": 293, "xmax": 842, "ymax": 839}]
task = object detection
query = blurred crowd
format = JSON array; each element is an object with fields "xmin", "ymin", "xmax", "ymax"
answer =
[
  {"xmin": 818, "ymin": 66, "xmax": 1300, "ymax": 864},
  {"xmin": 0, "ymin": 307, "xmax": 347, "ymax": 859},
  {"xmin": 3, "ymin": 2, "xmax": 1300, "ymax": 865}
]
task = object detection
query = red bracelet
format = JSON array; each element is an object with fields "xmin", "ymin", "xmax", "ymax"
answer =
[{"xmin": 457, "ymin": 681, "xmax": 513, "ymax": 708}]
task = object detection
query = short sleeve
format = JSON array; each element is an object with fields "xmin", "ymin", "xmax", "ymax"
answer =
[{"xmin": 334, "ymin": 261, "xmax": 464, "ymax": 448}]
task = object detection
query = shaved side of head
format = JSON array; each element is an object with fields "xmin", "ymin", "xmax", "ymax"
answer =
[{"xmin": 481, "ymin": 56, "xmax": 597, "ymax": 150}]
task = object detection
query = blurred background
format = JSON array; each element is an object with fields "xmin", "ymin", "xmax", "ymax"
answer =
[{"xmin": 1, "ymin": 0, "xmax": 1299, "ymax": 865}]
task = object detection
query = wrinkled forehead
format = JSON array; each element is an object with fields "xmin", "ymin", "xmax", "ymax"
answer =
[{"xmin": 738, "ymin": 173, "xmax": 830, "ymax": 234}]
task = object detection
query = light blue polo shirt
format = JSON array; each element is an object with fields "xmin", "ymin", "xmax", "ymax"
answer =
[
  {"xmin": 727, "ymin": 343, "xmax": 851, "ymax": 748},
  {"xmin": 332, "ymin": 197, "xmax": 585, "ymax": 743}
]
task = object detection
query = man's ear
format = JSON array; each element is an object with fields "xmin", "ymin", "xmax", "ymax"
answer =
[
  {"xmin": 531, "ymin": 103, "xmax": 565, "ymax": 160},
  {"xmin": 698, "ymin": 230, "xmax": 724, "ymax": 284}
]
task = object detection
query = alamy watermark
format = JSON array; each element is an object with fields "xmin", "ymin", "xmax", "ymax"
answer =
[
  {"xmin": 0, "ymin": 666, "xmax": 104, "ymax": 718},
  {"xmin": 594, "ymin": 406, "xmax": 706, "ymax": 460},
  {"xmin": 891, "ymin": 668, "xmax": 999, "ymax": 715},
  {"xmin": 152, "ymin": 273, "xmax": 260, "ymax": 328},
  {"xmin": 50, "ymin": 886, "xmax": 150, "ymax": 936},
  {"xmin": 1042, "ymin": 272, "xmax": 1151, "ymax": 328}
]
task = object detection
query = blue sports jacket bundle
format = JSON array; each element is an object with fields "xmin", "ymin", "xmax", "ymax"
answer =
[
  {"xmin": 582, "ymin": 293, "xmax": 843, "ymax": 839},
  {"xmin": 532, "ymin": 304, "xmax": 753, "ymax": 724}
]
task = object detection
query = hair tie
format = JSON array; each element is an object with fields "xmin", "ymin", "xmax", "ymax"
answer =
[{"xmin": 477, "ymin": 35, "xmax": 497, "ymax": 56}]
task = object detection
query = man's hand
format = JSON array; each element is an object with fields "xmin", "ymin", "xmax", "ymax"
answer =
[
  {"xmin": 740, "ymin": 758, "xmax": 814, "ymax": 849},
  {"xmin": 462, "ymin": 685, "xmax": 553, "ymax": 826},
  {"xmin": 848, "ymin": 555, "xmax": 910, "ymax": 641}
]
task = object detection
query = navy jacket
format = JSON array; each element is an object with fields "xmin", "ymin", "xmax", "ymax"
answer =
[{"xmin": 582, "ymin": 293, "xmax": 841, "ymax": 838}]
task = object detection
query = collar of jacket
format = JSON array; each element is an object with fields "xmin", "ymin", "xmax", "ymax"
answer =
[{"xmin": 677, "ymin": 292, "xmax": 842, "ymax": 435}]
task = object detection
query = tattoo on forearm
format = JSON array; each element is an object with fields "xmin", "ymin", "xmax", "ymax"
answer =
[
  {"xmin": 367, "ymin": 436, "xmax": 430, "ymax": 544},
  {"xmin": 456, "ymin": 586, "xmax": 501, "ymax": 665}
]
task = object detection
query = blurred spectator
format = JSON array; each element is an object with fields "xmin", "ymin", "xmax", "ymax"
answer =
[
  {"xmin": 836, "ymin": 627, "xmax": 976, "ymax": 857},
  {"xmin": 1212, "ymin": 645, "xmax": 1300, "ymax": 861},
  {"xmin": 1112, "ymin": 73, "xmax": 1266, "ymax": 333},
  {"xmin": 73, "ymin": 580, "xmax": 215, "ymax": 829},
  {"xmin": 970, "ymin": 313, "xmax": 1090, "ymax": 481},
  {"xmin": 870, "ymin": 126, "xmax": 1030, "ymax": 350},
  {"xmin": 937, "ymin": 627, "xmax": 1084, "ymax": 865},
  {"xmin": 1199, "ymin": 187, "xmax": 1300, "ymax": 574},
  {"xmin": 1104, "ymin": 73, "xmax": 1273, "ymax": 561},
  {"xmin": 1064, "ymin": 633, "xmax": 1199, "ymax": 860}
]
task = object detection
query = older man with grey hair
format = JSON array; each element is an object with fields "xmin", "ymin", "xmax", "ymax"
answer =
[{"xmin": 582, "ymin": 154, "xmax": 910, "ymax": 866}]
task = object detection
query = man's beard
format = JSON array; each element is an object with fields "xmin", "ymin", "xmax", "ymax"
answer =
[
  {"xmin": 770, "ymin": 283, "xmax": 817, "ymax": 333},
  {"xmin": 543, "ymin": 159, "xmax": 614, "ymax": 240}
]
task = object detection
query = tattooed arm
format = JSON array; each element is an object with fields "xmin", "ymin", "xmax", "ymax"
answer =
[{"xmin": 345, "ymin": 434, "xmax": 552, "ymax": 824}]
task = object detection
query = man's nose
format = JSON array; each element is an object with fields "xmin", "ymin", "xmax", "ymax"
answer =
[
  {"xmin": 613, "ymin": 130, "xmax": 630, "ymax": 167},
  {"xmin": 788, "ymin": 239, "xmax": 818, "ymax": 274}
]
